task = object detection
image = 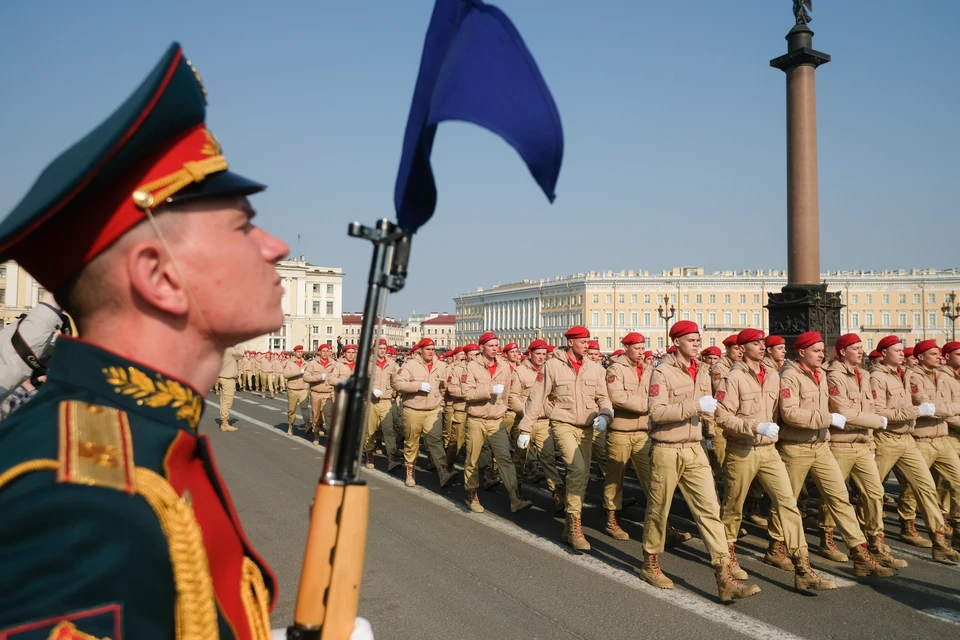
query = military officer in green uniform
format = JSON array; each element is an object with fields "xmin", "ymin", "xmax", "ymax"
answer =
[{"xmin": 0, "ymin": 43, "xmax": 373, "ymax": 640}]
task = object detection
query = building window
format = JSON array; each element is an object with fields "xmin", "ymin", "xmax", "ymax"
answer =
[
  {"xmin": 866, "ymin": 294, "xmax": 872, "ymax": 304},
  {"xmin": 710, "ymin": 337, "xmax": 717, "ymax": 347},
  {"xmin": 852, "ymin": 294, "xmax": 859, "ymax": 304},
  {"xmin": 592, "ymin": 294, "xmax": 599, "ymax": 304},
  {"xmin": 644, "ymin": 312, "xmax": 651, "ymax": 326},
  {"xmin": 606, "ymin": 336, "xmax": 613, "ymax": 349},
  {"xmin": 326, "ymin": 301, "xmax": 334, "ymax": 315},
  {"xmin": 592, "ymin": 312, "xmax": 599, "ymax": 325},
  {"xmin": 0, "ymin": 266, "xmax": 5, "ymax": 277},
  {"xmin": 739, "ymin": 312, "xmax": 747, "ymax": 325},
  {"xmin": 631, "ymin": 294, "xmax": 637, "ymax": 304},
  {"xmin": 724, "ymin": 295, "xmax": 731, "ymax": 304},
  {"xmin": 753, "ymin": 312, "xmax": 761, "ymax": 326},
  {"xmin": 696, "ymin": 294, "xmax": 702, "ymax": 304},
  {"xmin": 709, "ymin": 294, "xmax": 716, "ymax": 304},
  {"xmin": 929, "ymin": 293, "xmax": 936, "ymax": 304},
  {"xmin": 865, "ymin": 312, "xmax": 873, "ymax": 326},
  {"xmin": 754, "ymin": 294, "xmax": 760, "ymax": 304},
  {"xmin": 851, "ymin": 312, "xmax": 860, "ymax": 328},
  {"xmin": 867, "ymin": 338, "xmax": 874, "ymax": 350},
  {"xmin": 312, "ymin": 326, "xmax": 319, "ymax": 334},
  {"xmin": 696, "ymin": 312, "xmax": 703, "ymax": 325},
  {"xmin": 605, "ymin": 312, "xmax": 613, "ymax": 326},
  {"xmin": 899, "ymin": 294, "xmax": 906, "ymax": 304},
  {"xmin": 882, "ymin": 294, "xmax": 889, "ymax": 304},
  {"xmin": 644, "ymin": 295, "xmax": 651, "ymax": 304},
  {"xmin": 313, "ymin": 284, "xmax": 321, "ymax": 293},
  {"xmin": 670, "ymin": 295, "xmax": 676, "ymax": 304},
  {"xmin": 709, "ymin": 311, "xmax": 717, "ymax": 324},
  {"xmin": 618, "ymin": 312, "xmax": 625, "ymax": 326},
  {"xmin": 327, "ymin": 284, "xmax": 334, "ymax": 294},
  {"xmin": 929, "ymin": 312, "xmax": 936, "ymax": 327},
  {"xmin": 682, "ymin": 311, "xmax": 690, "ymax": 320},
  {"xmin": 658, "ymin": 337, "xmax": 664, "ymax": 348},
  {"xmin": 882, "ymin": 312, "xmax": 890, "ymax": 326},
  {"xmin": 914, "ymin": 294, "xmax": 921, "ymax": 304},
  {"xmin": 312, "ymin": 301, "xmax": 321, "ymax": 314},
  {"xmin": 618, "ymin": 294, "xmax": 624, "ymax": 304},
  {"xmin": 683, "ymin": 294, "xmax": 689, "ymax": 304},
  {"xmin": 724, "ymin": 311, "xmax": 732, "ymax": 325},
  {"xmin": 606, "ymin": 295, "xmax": 612, "ymax": 304},
  {"xmin": 739, "ymin": 295, "xmax": 746, "ymax": 304},
  {"xmin": 899, "ymin": 312, "xmax": 907, "ymax": 326},
  {"xmin": 631, "ymin": 312, "xmax": 638, "ymax": 326},
  {"xmin": 914, "ymin": 312, "xmax": 921, "ymax": 327},
  {"xmin": 0, "ymin": 288, "xmax": 4, "ymax": 304}
]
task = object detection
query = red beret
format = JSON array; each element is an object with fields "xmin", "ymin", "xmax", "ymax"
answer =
[
  {"xmin": 451, "ymin": 346, "xmax": 462, "ymax": 355},
  {"xmin": 611, "ymin": 349, "xmax": 625, "ymax": 357},
  {"xmin": 546, "ymin": 345, "xmax": 557, "ymax": 353},
  {"xmin": 503, "ymin": 343, "xmax": 519, "ymax": 352},
  {"xmin": 764, "ymin": 335, "xmax": 785, "ymax": 348},
  {"xmin": 669, "ymin": 320, "xmax": 699, "ymax": 339},
  {"xmin": 876, "ymin": 335, "xmax": 901, "ymax": 352},
  {"xmin": 666, "ymin": 346, "xmax": 677, "ymax": 354},
  {"xmin": 736, "ymin": 328, "xmax": 765, "ymax": 345},
  {"xmin": 413, "ymin": 338, "xmax": 435, "ymax": 350},
  {"xmin": 378, "ymin": 338, "xmax": 387, "ymax": 345},
  {"xmin": 621, "ymin": 332, "xmax": 645, "ymax": 346},
  {"xmin": 343, "ymin": 344, "xmax": 357, "ymax": 352},
  {"xmin": 722, "ymin": 334, "xmax": 739, "ymax": 347},
  {"xmin": 318, "ymin": 343, "xmax": 331, "ymax": 350},
  {"xmin": 835, "ymin": 333, "xmax": 861, "ymax": 354},
  {"xmin": 564, "ymin": 326, "xmax": 590, "ymax": 339},
  {"xmin": 914, "ymin": 340, "xmax": 938, "ymax": 356},
  {"xmin": 793, "ymin": 332, "xmax": 823, "ymax": 351},
  {"xmin": 701, "ymin": 346, "xmax": 722, "ymax": 357},
  {"xmin": 587, "ymin": 340, "xmax": 600, "ymax": 350},
  {"xmin": 942, "ymin": 342, "xmax": 960, "ymax": 356},
  {"xmin": 293, "ymin": 345, "xmax": 304, "ymax": 351},
  {"xmin": 903, "ymin": 347, "xmax": 914, "ymax": 357},
  {"xmin": 478, "ymin": 331, "xmax": 497, "ymax": 345},
  {"xmin": 386, "ymin": 346, "xmax": 397, "ymax": 355},
  {"xmin": 464, "ymin": 343, "xmax": 481, "ymax": 353},
  {"xmin": 643, "ymin": 350, "xmax": 653, "ymax": 358},
  {"xmin": 868, "ymin": 350, "xmax": 881, "ymax": 359},
  {"xmin": 528, "ymin": 339, "xmax": 548, "ymax": 351}
]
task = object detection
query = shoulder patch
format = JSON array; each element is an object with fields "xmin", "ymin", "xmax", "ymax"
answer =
[
  {"xmin": 0, "ymin": 604, "xmax": 121, "ymax": 639},
  {"xmin": 713, "ymin": 372, "xmax": 721, "ymax": 381},
  {"xmin": 447, "ymin": 375, "xmax": 452, "ymax": 383},
  {"xmin": 872, "ymin": 389, "xmax": 877, "ymax": 399},
  {"xmin": 607, "ymin": 375, "xmax": 616, "ymax": 384},
  {"xmin": 649, "ymin": 384, "xmax": 660, "ymax": 397},
  {"xmin": 461, "ymin": 374, "xmax": 468, "ymax": 383},
  {"xmin": 58, "ymin": 400, "xmax": 135, "ymax": 494},
  {"xmin": 715, "ymin": 390, "xmax": 725, "ymax": 402},
  {"xmin": 910, "ymin": 384, "xmax": 919, "ymax": 394},
  {"xmin": 828, "ymin": 385, "xmax": 840, "ymax": 396},
  {"xmin": 780, "ymin": 388, "xmax": 791, "ymax": 399}
]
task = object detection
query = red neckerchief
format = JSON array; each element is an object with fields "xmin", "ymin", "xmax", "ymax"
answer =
[
  {"xmin": 348, "ymin": 362, "xmax": 355, "ymax": 371},
  {"xmin": 377, "ymin": 359, "xmax": 386, "ymax": 369},
  {"xmin": 319, "ymin": 359, "xmax": 329, "ymax": 367},
  {"xmin": 426, "ymin": 362, "xmax": 433, "ymax": 373},
  {"xmin": 636, "ymin": 362, "xmax": 643, "ymax": 381},
  {"xmin": 687, "ymin": 360, "xmax": 698, "ymax": 382},
  {"xmin": 897, "ymin": 367, "xmax": 904, "ymax": 380},
  {"xmin": 569, "ymin": 353, "xmax": 582, "ymax": 375},
  {"xmin": 757, "ymin": 364, "xmax": 766, "ymax": 386},
  {"xmin": 296, "ymin": 359, "xmax": 303, "ymax": 367},
  {"xmin": 854, "ymin": 367, "xmax": 861, "ymax": 387},
  {"xmin": 800, "ymin": 362, "xmax": 819, "ymax": 384},
  {"xmin": 487, "ymin": 362, "xmax": 497, "ymax": 377}
]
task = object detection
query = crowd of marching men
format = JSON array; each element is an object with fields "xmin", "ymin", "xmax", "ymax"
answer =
[{"xmin": 218, "ymin": 322, "xmax": 960, "ymax": 604}]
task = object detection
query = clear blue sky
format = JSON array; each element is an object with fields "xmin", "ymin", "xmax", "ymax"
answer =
[{"xmin": 1, "ymin": 1, "xmax": 957, "ymax": 318}]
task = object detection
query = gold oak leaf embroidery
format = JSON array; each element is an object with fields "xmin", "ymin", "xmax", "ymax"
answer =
[{"xmin": 103, "ymin": 366, "xmax": 202, "ymax": 428}]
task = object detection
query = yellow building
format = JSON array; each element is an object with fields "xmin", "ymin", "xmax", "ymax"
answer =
[
  {"xmin": 454, "ymin": 267, "xmax": 960, "ymax": 352},
  {"xmin": 0, "ymin": 261, "xmax": 46, "ymax": 327}
]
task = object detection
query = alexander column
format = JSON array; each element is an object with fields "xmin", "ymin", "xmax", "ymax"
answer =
[{"xmin": 766, "ymin": 1, "xmax": 843, "ymax": 352}]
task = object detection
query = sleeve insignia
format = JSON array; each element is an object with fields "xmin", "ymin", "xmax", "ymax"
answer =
[
  {"xmin": 910, "ymin": 384, "xmax": 919, "ymax": 394},
  {"xmin": 536, "ymin": 372, "xmax": 544, "ymax": 382},
  {"xmin": 461, "ymin": 374, "xmax": 468, "ymax": 383},
  {"xmin": 715, "ymin": 390, "xmax": 725, "ymax": 402},
  {"xmin": 58, "ymin": 400, "xmax": 136, "ymax": 494},
  {"xmin": 872, "ymin": 389, "xmax": 877, "ymax": 399},
  {"xmin": 607, "ymin": 375, "xmax": 616, "ymax": 384},
  {"xmin": 828, "ymin": 385, "xmax": 840, "ymax": 396},
  {"xmin": 0, "ymin": 604, "xmax": 121, "ymax": 639},
  {"xmin": 447, "ymin": 376, "xmax": 452, "ymax": 383},
  {"xmin": 713, "ymin": 372, "xmax": 721, "ymax": 381},
  {"xmin": 780, "ymin": 388, "xmax": 791, "ymax": 399},
  {"xmin": 649, "ymin": 384, "xmax": 660, "ymax": 397}
]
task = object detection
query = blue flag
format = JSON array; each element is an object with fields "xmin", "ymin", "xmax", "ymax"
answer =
[{"xmin": 394, "ymin": 0, "xmax": 564, "ymax": 233}]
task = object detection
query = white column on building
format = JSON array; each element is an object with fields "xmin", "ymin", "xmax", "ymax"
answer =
[{"xmin": 6, "ymin": 263, "xmax": 20, "ymax": 307}]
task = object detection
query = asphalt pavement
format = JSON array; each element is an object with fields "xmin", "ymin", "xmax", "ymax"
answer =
[{"xmin": 207, "ymin": 389, "xmax": 960, "ymax": 640}]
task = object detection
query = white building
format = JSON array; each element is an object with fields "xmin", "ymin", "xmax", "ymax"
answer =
[{"xmin": 341, "ymin": 312, "xmax": 405, "ymax": 348}]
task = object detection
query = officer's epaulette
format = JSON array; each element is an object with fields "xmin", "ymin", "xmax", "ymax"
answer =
[{"xmin": 57, "ymin": 399, "xmax": 137, "ymax": 493}]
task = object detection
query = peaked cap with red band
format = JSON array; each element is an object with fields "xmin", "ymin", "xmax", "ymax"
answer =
[{"xmin": 0, "ymin": 43, "xmax": 265, "ymax": 291}]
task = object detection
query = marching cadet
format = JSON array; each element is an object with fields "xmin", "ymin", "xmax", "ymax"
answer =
[
  {"xmin": 443, "ymin": 345, "xmax": 472, "ymax": 468},
  {"xmin": 274, "ymin": 351, "xmax": 287, "ymax": 393},
  {"xmin": 587, "ymin": 339, "xmax": 609, "ymax": 481},
  {"xmin": 303, "ymin": 344, "xmax": 337, "ymax": 443},
  {"xmin": 899, "ymin": 341, "xmax": 960, "ymax": 548},
  {"xmin": 261, "ymin": 352, "xmax": 274, "ymax": 398},
  {"xmin": 938, "ymin": 341, "xmax": 960, "ymax": 546},
  {"xmin": 441, "ymin": 346, "xmax": 463, "ymax": 464},
  {"xmin": 393, "ymin": 338, "xmax": 454, "ymax": 487},
  {"xmin": 768, "ymin": 332, "xmax": 895, "ymax": 578},
  {"xmin": 242, "ymin": 350, "xmax": 255, "ymax": 390},
  {"xmin": 644, "ymin": 350, "xmax": 655, "ymax": 368},
  {"xmin": 904, "ymin": 346, "xmax": 918, "ymax": 367},
  {"xmin": 0, "ymin": 43, "xmax": 310, "ymax": 637},
  {"xmin": 519, "ymin": 326, "xmax": 613, "ymax": 551},
  {"xmin": 603, "ymin": 332, "xmax": 691, "ymax": 544},
  {"xmin": 870, "ymin": 335, "xmax": 959, "ymax": 560},
  {"xmin": 366, "ymin": 339, "xmax": 400, "ymax": 470},
  {"xmin": 821, "ymin": 333, "xmax": 908, "ymax": 568},
  {"xmin": 638, "ymin": 321, "xmax": 760, "ymax": 602},
  {"xmin": 500, "ymin": 342, "xmax": 531, "ymax": 479},
  {"xmin": 701, "ymin": 345, "xmax": 721, "ymax": 367},
  {"xmin": 218, "ymin": 346, "xmax": 243, "ymax": 432},
  {"xmin": 282, "ymin": 346, "xmax": 312, "ymax": 435},
  {"xmin": 461, "ymin": 333, "xmax": 532, "ymax": 513},
  {"xmin": 256, "ymin": 351, "xmax": 268, "ymax": 397},
  {"xmin": 764, "ymin": 335, "xmax": 787, "ymax": 370},
  {"xmin": 511, "ymin": 339, "xmax": 565, "ymax": 511},
  {"xmin": 868, "ymin": 350, "xmax": 882, "ymax": 369},
  {"xmin": 338, "ymin": 343, "xmax": 358, "ymax": 379},
  {"xmin": 715, "ymin": 328, "xmax": 837, "ymax": 592}
]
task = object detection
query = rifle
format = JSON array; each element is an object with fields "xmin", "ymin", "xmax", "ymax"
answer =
[{"xmin": 287, "ymin": 219, "xmax": 411, "ymax": 640}]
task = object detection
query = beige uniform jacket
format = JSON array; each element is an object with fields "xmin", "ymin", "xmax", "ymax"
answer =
[
  {"xmin": 508, "ymin": 359, "xmax": 545, "ymax": 419},
  {"xmin": 394, "ymin": 355, "xmax": 447, "ymax": 411},
  {"xmin": 778, "ymin": 360, "xmax": 832, "ymax": 443},
  {"xmin": 241, "ymin": 357, "xmax": 254, "ymax": 372},
  {"xmin": 710, "ymin": 355, "xmax": 736, "ymax": 394},
  {"xmin": 762, "ymin": 356, "xmax": 783, "ymax": 372},
  {"xmin": 270, "ymin": 358, "xmax": 286, "ymax": 375},
  {"xmin": 303, "ymin": 358, "xmax": 337, "ymax": 395},
  {"xmin": 370, "ymin": 359, "xmax": 398, "ymax": 401},
  {"xmin": 648, "ymin": 352, "xmax": 713, "ymax": 446},
  {"xmin": 333, "ymin": 359, "xmax": 356, "ymax": 386},
  {"xmin": 941, "ymin": 366, "xmax": 960, "ymax": 433},
  {"xmin": 444, "ymin": 361, "xmax": 468, "ymax": 411},
  {"xmin": 462, "ymin": 355, "xmax": 512, "ymax": 420},
  {"xmin": 715, "ymin": 360, "xmax": 780, "ymax": 447},
  {"xmin": 255, "ymin": 356, "xmax": 265, "ymax": 373},
  {"xmin": 219, "ymin": 348, "xmax": 243, "ymax": 378},
  {"xmin": 870, "ymin": 364, "xmax": 920, "ymax": 435},
  {"xmin": 518, "ymin": 347, "xmax": 613, "ymax": 435},
  {"xmin": 605, "ymin": 354, "xmax": 651, "ymax": 433},
  {"xmin": 908, "ymin": 366, "xmax": 960, "ymax": 439},
  {"xmin": 282, "ymin": 358, "xmax": 310, "ymax": 391},
  {"xmin": 824, "ymin": 359, "xmax": 884, "ymax": 445}
]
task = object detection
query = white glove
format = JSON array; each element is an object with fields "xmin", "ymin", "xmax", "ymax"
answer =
[
  {"xmin": 703, "ymin": 439, "xmax": 713, "ymax": 451},
  {"xmin": 272, "ymin": 618, "xmax": 373, "ymax": 640},
  {"xmin": 919, "ymin": 402, "xmax": 936, "ymax": 417},
  {"xmin": 300, "ymin": 367, "xmax": 305, "ymax": 374},
  {"xmin": 880, "ymin": 416, "xmax": 888, "ymax": 430},
  {"xmin": 757, "ymin": 422, "xmax": 780, "ymax": 439},
  {"xmin": 830, "ymin": 413, "xmax": 846, "ymax": 429},
  {"xmin": 491, "ymin": 384, "xmax": 505, "ymax": 395},
  {"xmin": 320, "ymin": 373, "xmax": 327, "ymax": 382},
  {"xmin": 420, "ymin": 382, "xmax": 432, "ymax": 393},
  {"xmin": 593, "ymin": 415, "xmax": 608, "ymax": 432},
  {"xmin": 517, "ymin": 434, "xmax": 531, "ymax": 449},
  {"xmin": 373, "ymin": 388, "xmax": 383, "ymax": 398},
  {"xmin": 698, "ymin": 396, "xmax": 718, "ymax": 414}
]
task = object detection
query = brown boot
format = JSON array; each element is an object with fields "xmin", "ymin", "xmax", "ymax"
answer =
[
  {"xmin": 817, "ymin": 528, "xmax": 849, "ymax": 563},
  {"xmin": 763, "ymin": 540, "xmax": 794, "ymax": 571},
  {"xmin": 405, "ymin": 465, "xmax": 416, "ymax": 487},
  {"xmin": 932, "ymin": 531, "xmax": 960, "ymax": 564},
  {"xmin": 745, "ymin": 497, "xmax": 768, "ymax": 528},
  {"xmin": 867, "ymin": 535, "xmax": 908, "ymax": 569},
  {"xmin": 438, "ymin": 463, "xmax": 457, "ymax": 488},
  {"xmin": 509, "ymin": 488, "xmax": 533, "ymax": 513},
  {"xmin": 552, "ymin": 486, "xmax": 565, "ymax": 513},
  {"xmin": 605, "ymin": 510, "xmax": 630, "ymax": 540},
  {"xmin": 564, "ymin": 514, "xmax": 591, "ymax": 551},
  {"xmin": 444, "ymin": 443, "xmax": 457, "ymax": 469},
  {"xmin": 220, "ymin": 424, "xmax": 238, "ymax": 432},
  {"xmin": 387, "ymin": 454, "xmax": 402, "ymax": 472},
  {"xmin": 364, "ymin": 452, "xmax": 375, "ymax": 469},
  {"xmin": 792, "ymin": 551, "xmax": 838, "ymax": 593},
  {"xmin": 850, "ymin": 543, "xmax": 897, "ymax": 577},
  {"xmin": 666, "ymin": 524, "xmax": 692, "ymax": 546},
  {"xmin": 942, "ymin": 516, "xmax": 955, "ymax": 539},
  {"xmin": 465, "ymin": 490, "xmax": 484, "ymax": 513},
  {"xmin": 900, "ymin": 518, "xmax": 933, "ymax": 548},
  {"xmin": 287, "ymin": 425, "xmax": 294, "ymax": 436},
  {"xmin": 637, "ymin": 552, "xmax": 674, "ymax": 589},
  {"xmin": 728, "ymin": 543, "xmax": 748, "ymax": 580},
  {"xmin": 715, "ymin": 560, "xmax": 761, "ymax": 603},
  {"xmin": 482, "ymin": 465, "xmax": 501, "ymax": 490}
]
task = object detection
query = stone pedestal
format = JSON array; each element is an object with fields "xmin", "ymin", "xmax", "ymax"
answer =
[{"xmin": 767, "ymin": 284, "xmax": 842, "ymax": 356}]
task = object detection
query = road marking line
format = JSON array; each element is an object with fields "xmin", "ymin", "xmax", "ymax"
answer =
[
  {"xmin": 207, "ymin": 400, "xmax": 809, "ymax": 640},
  {"xmin": 918, "ymin": 608, "xmax": 960, "ymax": 626}
]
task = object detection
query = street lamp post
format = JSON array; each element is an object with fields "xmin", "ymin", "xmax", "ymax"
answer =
[
  {"xmin": 657, "ymin": 303, "xmax": 676, "ymax": 350},
  {"xmin": 942, "ymin": 292, "xmax": 960, "ymax": 342}
]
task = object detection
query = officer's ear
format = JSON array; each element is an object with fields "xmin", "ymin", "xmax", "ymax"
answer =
[{"xmin": 126, "ymin": 235, "xmax": 191, "ymax": 317}]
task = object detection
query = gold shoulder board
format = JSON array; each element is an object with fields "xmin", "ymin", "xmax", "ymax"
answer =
[{"xmin": 58, "ymin": 400, "xmax": 136, "ymax": 493}]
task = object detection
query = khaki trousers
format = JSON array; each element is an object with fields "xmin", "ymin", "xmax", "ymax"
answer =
[
  {"xmin": 286, "ymin": 387, "xmax": 310, "ymax": 427},
  {"xmin": 464, "ymin": 417, "xmax": 519, "ymax": 492},
  {"xmin": 642, "ymin": 444, "xmax": 729, "ymax": 564},
  {"xmin": 525, "ymin": 418, "xmax": 563, "ymax": 492},
  {"xmin": 403, "ymin": 407, "xmax": 445, "ymax": 469},
  {"xmin": 551, "ymin": 422, "xmax": 593, "ymax": 516},
  {"xmin": 265, "ymin": 372, "xmax": 276, "ymax": 395},
  {"xmin": 310, "ymin": 392, "xmax": 333, "ymax": 432},
  {"xmin": 938, "ymin": 433, "xmax": 960, "ymax": 522},
  {"xmin": 769, "ymin": 442, "xmax": 866, "ymax": 548},
  {"xmin": 366, "ymin": 399, "xmax": 398, "ymax": 456},
  {"xmin": 874, "ymin": 431, "xmax": 945, "ymax": 532},
  {"xmin": 218, "ymin": 377, "xmax": 236, "ymax": 424},
  {"xmin": 276, "ymin": 373, "xmax": 286, "ymax": 391},
  {"xmin": 899, "ymin": 435, "xmax": 960, "ymax": 524},
  {"xmin": 721, "ymin": 443, "xmax": 807, "ymax": 554},
  {"xmin": 592, "ymin": 426, "xmax": 608, "ymax": 478},
  {"xmin": 821, "ymin": 443, "xmax": 885, "ymax": 537},
  {"xmin": 603, "ymin": 430, "xmax": 652, "ymax": 511},
  {"xmin": 708, "ymin": 429, "xmax": 727, "ymax": 478},
  {"xmin": 443, "ymin": 409, "xmax": 466, "ymax": 453}
]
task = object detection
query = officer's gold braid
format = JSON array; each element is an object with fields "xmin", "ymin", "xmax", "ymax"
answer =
[
  {"xmin": 0, "ymin": 459, "xmax": 58, "ymax": 490},
  {"xmin": 135, "ymin": 467, "xmax": 218, "ymax": 640},
  {"xmin": 241, "ymin": 557, "xmax": 272, "ymax": 640}
]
